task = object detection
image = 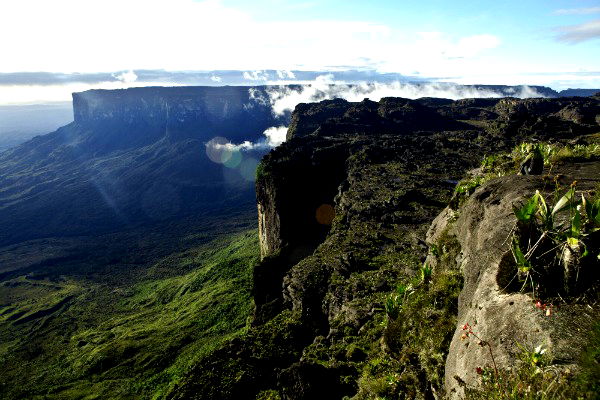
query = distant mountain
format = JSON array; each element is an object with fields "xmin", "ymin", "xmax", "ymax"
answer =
[
  {"xmin": 0, "ymin": 86, "xmax": 287, "ymax": 246},
  {"xmin": 0, "ymin": 102, "xmax": 73, "ymax": 151},
  {"xmin": 1, "ymin": 84, "xmax": 598, "ymax": 248},
  {"xmin": 558, "ymin": 88, "xmax": 600, "ymax": 97},
  {"xmin": 1, "ymin": 84, "xmax": 599, "ymax": 399}
]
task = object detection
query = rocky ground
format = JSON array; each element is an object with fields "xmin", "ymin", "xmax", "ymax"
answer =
[{"xmin": 169, "ymin": 94, "xmax": 600, "ymax": 399}]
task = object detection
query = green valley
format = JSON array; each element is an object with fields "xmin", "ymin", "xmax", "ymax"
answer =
[{"xmin": 0, "ymin": 221, "xmax": 259, "ymax": 399}]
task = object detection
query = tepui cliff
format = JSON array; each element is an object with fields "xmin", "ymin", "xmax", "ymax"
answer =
[{"xmin": 166, "ymin": 93, "xmax": 600, "ymax": 399}]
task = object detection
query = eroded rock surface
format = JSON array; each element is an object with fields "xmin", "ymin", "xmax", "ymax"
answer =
[
  {"xmin": 440, "ymin": 163, "xmax": 600, "ymax": 398},
  {"xmin": 171, "ymin": 94, "xmax": 600, "ymax": 400}
]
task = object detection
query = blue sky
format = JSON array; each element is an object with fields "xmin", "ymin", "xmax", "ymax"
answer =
[
  {"xmin": 0, "ymin": 0, "xmax": 599, "ymax": 103},
  {"xmin": 222, "ymin": 0, "xmax": 600, "ymax": 74}
]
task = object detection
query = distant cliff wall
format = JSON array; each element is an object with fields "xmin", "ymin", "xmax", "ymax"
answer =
[
  {"xmin": 0, "ymin": 86, "xmax": 292, "ymax": 247},
  {"xmin": 72, "ymin": 86, "xmax": 286, "ymax": 143}
]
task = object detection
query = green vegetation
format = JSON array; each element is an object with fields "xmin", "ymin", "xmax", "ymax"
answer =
[
  {"xmin": 464, "ymin": 343, "xmax": 574, "ymax": 399},
  {"xmin": 461, "ymin": 184, "xmax": 600, "ymax": 399},
  {"xmin": 463, "ymin": 322, "xmax": 600, "ymax": 399},
  {"xmin": 0, "ymin": 229, "xmax": 260, "ymax": 399},
  {"xmin": 255, "ymin": 160, "xmax": 268, "ymax": 181},
  {"xmin": 453, "ymin": 142, "xmax": 600, "ymax": 208},
  {"xmin": 509, "ymin": 185, "xmax": 599, "ymax": 297},
  {"xmin": 454, "ymin": 175, "xmax": 486, "ymax": 204},
  {"xmin": 353, "ymin": 228, "xmax": 463, "ymax": 399}
]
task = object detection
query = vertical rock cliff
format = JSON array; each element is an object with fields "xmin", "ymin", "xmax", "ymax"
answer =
[{"xmin": 169, "ymin": 93, "xmax": 600, "ymax": 400}]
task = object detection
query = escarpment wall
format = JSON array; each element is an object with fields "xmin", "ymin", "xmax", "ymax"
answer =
[
  {"xmin": 258, "ymin": 94, "xmax": 600, "ymax": 265},
  {"xmin": 171, "ymin": 94, "xmax": 600, "ymax": 400},
  {"xmin": 253, "ymin": 95, "xmax": 600, "ymax": 333},
  {"xmin": 72, "ymin": 86, "xmax": 285, "ymax": 143},
  {"xmin": 256, "ymin": 139, "xmax": 352, "ymax": 259},
  {"xmin": 254, "ymin": 136, "xmax": 352, "ymax": 324}
]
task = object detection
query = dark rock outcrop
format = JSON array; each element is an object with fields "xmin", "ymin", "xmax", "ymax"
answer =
[
  {"xmin": 286, "ymin": 97, "xmax": 468, "ymax": 140},
  {"xmin": 171, "ymin": 94, "xmax": 600, "ymax": 399}
]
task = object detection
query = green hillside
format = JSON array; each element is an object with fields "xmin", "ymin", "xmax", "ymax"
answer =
[{"xmin": 0, "ymin": 229, "xmax": 259, "ymax": 399}]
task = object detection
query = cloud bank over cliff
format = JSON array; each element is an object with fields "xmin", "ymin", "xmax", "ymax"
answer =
[
  {"xmin": 235, "ymin": 76, "xmax": 548, "ymax": 148},
  {"xmin": 3, "ymin": 0, "xmax": 600, "ymax": 105},
  {"xmin": 260, "ymin": 76, "xmax": 546, "ymax": 116}
]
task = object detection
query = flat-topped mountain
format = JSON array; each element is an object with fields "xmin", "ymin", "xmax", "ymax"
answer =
[
  {"xmin": 0, "ymin": 86, "xmax": 287, "ymax": 246},
  {"xmin": 1, "ymin": 86, "xmax": 599, "ymax": 399},
  {"xmin": 72, "ymin": 87, "xmax": 279, "ymax": 144}
]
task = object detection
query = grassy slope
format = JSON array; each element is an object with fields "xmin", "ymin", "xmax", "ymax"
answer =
[{"xmin": 0, "ymin": 229, "xmax": 259, "ymax": 399}]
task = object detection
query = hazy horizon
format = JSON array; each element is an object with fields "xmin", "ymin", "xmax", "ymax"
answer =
[{"xmin": 1, "ymin": 0, "xmax": 599, "ymax": 104}]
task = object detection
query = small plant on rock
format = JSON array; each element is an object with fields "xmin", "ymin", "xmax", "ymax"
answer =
[
  {"xmin": 384, "ymin": 284, "xmax": 412, "ymax": 322},
  {"xmin": 460, "ymin": 324, "xmax": 582, "ymax": 399},
  {"xmin": 420, "ymin": 262, "xmax": 433, "ymax": 283},
  {"xmin": 516, "ymin": 343, "xmax": 547, "ymax": 375},
  {"xmin": 461, "ymin": 323, "xmax": 499, "ymax": 378}
]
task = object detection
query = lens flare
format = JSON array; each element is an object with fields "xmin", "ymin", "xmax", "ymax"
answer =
[
  {"xmin": 206, "ymin": 136, "xmax": 232, "ymax": 164},
  {"xmin": 239, "ymin": 157, "xmax": 259, "ymax": 181},
  {"xmin": 316, "ymin": 204, "xmax": 335, "ymax": 225},
  {"xmin": 223, "ymin": 149, "xmax": 242, "ymax": 168}
]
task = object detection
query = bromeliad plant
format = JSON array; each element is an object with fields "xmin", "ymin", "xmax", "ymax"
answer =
[
  {"xmin": 384, "ymin": 262, "xmax": 433, "ymax": 322},
  {"xmin": 510, "ymin": 183, "xmax": 600, "ymax": 297},
  {"xmin": 384, "ymin": 283, "xmax": 413, "ymax": 321}
]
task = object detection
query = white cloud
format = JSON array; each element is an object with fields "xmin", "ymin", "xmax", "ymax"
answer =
[
  {"xmin": 0, "ymin": 80, "xmax": 184, "ymax": 105},
  {"xmin": 276, "ymin": 70, "xmax": 296, "ymax": 79},
  {"xmin": 263, "ymin": 77, "xmax": 547, "ymax": 117},
  {"xmin": 554, "ymin": 7, "xmax": 600, "ymax": 15},
  {"xmin": 263, "ymin": 126, "xmax": 288, "ymax": 146},
  {"xmin": 0, "ymin": 0, "xmax": 504, "ymax": 78},
  {"xmin": 113, "ymin": 70, "xmax": 138, "ymax": 83},
  {"xmin": 209, "ymin": 140, "xmax": 267, "ymax": 151},
  {"xmin": 210, "ymin": 75, "xmax": 222, "ymax": 82},
  {"xmin": 2, "ymin": 0, "xmax": 597, "ymax": 98},
  {"xmin": 204, "ymin": 126, "xmax": 287, "ymax": 151},
  {"xmin": 243, "ymin": 71, "xmax": 270, "ymax": 81},
  {"xmin": 556, "ymin": 19, "xmax": 600, "ymax": 43},
  {"xmin": 235, "ymin": 76, "xmax": 549, "ymax": 150},
  {"xmin": 248, "ymin": 87, "xmax": 270, "ymax": 106}
]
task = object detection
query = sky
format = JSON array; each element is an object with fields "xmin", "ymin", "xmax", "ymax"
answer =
[{"xmin": 0, "ymin": 0, "xmax": 599, "ymax": 104}]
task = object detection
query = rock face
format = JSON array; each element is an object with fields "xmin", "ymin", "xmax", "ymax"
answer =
[
  {"xmin": 259, "ymin": 95, "xmax": 600, "ymax": 265},
  {"xmin": 286, "ymin": 97, "xmax": 466, "ymax": 140},
  {"xmin": 440, "ymin": 162, "xmax": 600, "ymax": 398},
  {"xmin": 72, "ymin": 87, "xmax": 277, "ymax": 144},
  {"xmin": 170, "ymin": 94, "xmax": 600, "ymax": 400},
  {"xmin": 0, "ymin": 86, "xmax": 288, "ymax": 246},
  {"xmin": 256, "ymin": 135, "xmax": 351, "ymax": 259}
]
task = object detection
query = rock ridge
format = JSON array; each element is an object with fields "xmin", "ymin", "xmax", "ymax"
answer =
[{"xmin": 170, "ymin": 94, "xmax": 600, "ymax": 399}]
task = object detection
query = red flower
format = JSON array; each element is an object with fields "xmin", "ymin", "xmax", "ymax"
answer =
[{"xmin": 476, "ymin": 367, "xmax": 483, "ymax": 375}]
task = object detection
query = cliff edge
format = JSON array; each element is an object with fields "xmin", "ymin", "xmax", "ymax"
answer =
[{"xmin": 169, "ymin": 94, "xmax": 600, "ymax": 399}]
